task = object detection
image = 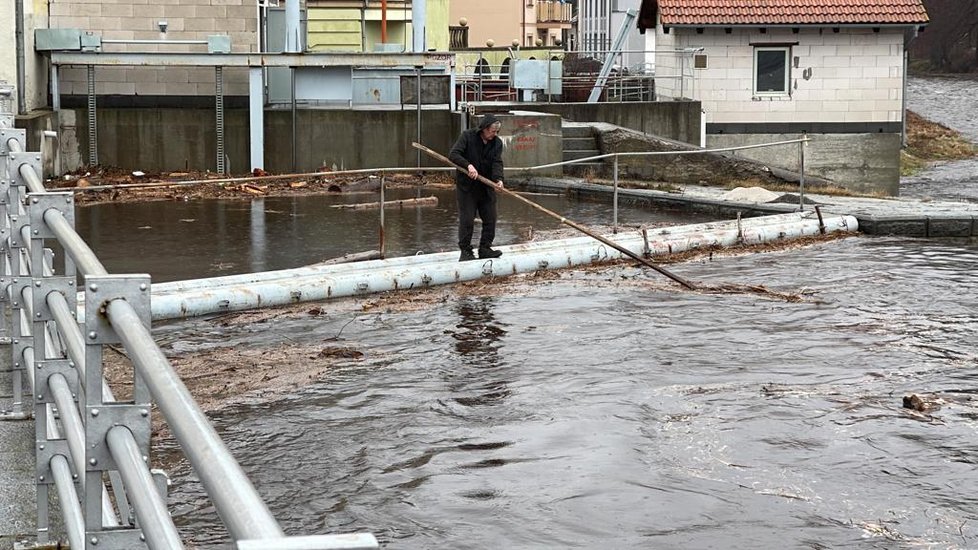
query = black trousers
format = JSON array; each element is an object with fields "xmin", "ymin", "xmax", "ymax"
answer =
[{"xmin": 456, "ymin": 182, "xmax": 497, "ymax": 250}]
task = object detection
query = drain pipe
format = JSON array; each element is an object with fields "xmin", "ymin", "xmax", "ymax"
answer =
[
  {"xmin": 146, "ymin": 214, "xmax": 857, "ymax": 320},
  {"xmin": 15, "ymin": 0, "xmax": 27, "ymax": 114},
  {"xmin": 147, "ymin": 212, "xmax": 821, "ymax": 296}
]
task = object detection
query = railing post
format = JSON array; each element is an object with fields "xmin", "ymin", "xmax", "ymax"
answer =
[
  {"xmin": 26, "ymin": 191, "xmax": 79, "ymax": 545},
  {"xmin": 799, "ymin": 133, "xmax": 807, "ymax": 211},
  {"xmin": 379, "ymin": 175, "xmax": 386, "ymax": 258},
  {"xmin": 612, "ymin": 155, "xmax": 619, "ymax": 234},
  {"xmin": 2, "ymin": 128, "xmax": 31, "ymax": 422},
  {"xmin": 83, "ymin": 274, "xmax": 154, "ymax": 549},
  {"xmin": 0, "ymin": 122, "xmax": 14, "ymax": 347}
]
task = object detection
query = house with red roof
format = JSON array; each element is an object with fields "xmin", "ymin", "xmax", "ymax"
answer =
[{"xmin": 648, "ymin": 0, "xmax": 928, "ymax": 195}]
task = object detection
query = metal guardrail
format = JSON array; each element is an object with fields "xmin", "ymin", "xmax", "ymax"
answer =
[
  {"xmin": 519, "ymin": 136, "xmax": 811, "ymax": 231},
  {"xmin": 0, "ymin": 94, "xmax": 377, "ymax": 549}
]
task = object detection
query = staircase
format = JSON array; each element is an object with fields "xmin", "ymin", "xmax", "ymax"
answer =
[{"xmin": 561, "ymin": 122, "xmax": 605, "ymax": 177}]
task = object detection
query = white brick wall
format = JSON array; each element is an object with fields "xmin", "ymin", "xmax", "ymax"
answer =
[
  {"xmin": 655, "ymin": 27, "xmax": 906, "ymax": 125},
  {"xmin": 51, "ymin": 0, "xmax": 259, "ymax": 96}
]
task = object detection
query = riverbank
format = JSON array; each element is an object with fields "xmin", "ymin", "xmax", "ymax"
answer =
[{"xmin": 902, "ymin": 110, "xmax": 978, "ymax": 176}]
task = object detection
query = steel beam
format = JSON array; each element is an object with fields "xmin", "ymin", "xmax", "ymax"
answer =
[{"xmin": 50, "ymin": 51, "xmax": 454, "ymax": 69}]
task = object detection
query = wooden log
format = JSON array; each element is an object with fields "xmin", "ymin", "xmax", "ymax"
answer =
[
  {"xmin": 307, "ymin": 250, "xmax": 383, "ymax": 266},
  {"xmin": 330, "ymin": 196, "xmax": 438, "ymax": 210}
]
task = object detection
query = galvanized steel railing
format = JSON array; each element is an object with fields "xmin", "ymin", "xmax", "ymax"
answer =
[{"xmin": 0, "ymin": 92, "xmax": 377, "ymax": 549}]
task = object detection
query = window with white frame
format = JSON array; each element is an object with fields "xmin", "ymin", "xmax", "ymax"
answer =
[{"xmin": 754, "ymin": 46, "xmax": 790, "ymax": 96}]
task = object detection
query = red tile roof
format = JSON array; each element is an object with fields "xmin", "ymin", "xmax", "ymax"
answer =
[{"xmin": 657, "ymin": 0, "xmax": 929, "ymax": 26}]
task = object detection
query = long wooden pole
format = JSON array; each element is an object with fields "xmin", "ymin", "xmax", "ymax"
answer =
[{"xmin": 412, "ymin": 142, "xmax": 697, "ymax": 290}]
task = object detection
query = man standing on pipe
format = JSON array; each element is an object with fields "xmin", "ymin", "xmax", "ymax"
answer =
[{"xmin": 449, "ymin": 114, "xmax": 505, "ymax": 262}]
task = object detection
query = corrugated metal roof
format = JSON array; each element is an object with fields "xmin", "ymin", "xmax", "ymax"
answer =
[{"xmin": 657, "ymin": 0, "xmax": 929, "ymax": 26}]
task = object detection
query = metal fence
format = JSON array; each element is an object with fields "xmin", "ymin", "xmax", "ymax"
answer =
[
  {"xmin": 0, "ymin": 83, "xmax": 377, "ymax": 550},
  {"xmin": 455, "ymin": 48, "xmax": 697, "ymax": 103}
]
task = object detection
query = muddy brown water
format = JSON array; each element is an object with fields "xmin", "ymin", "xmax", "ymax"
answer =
[
  {"xmin": 147, "ymin": 234, "xmax": 978, "ymax": 549},
  {"xmin": 76, "ymin": 187, "xmax": 704, "ymax": 283},
  {"xmin": 74, "ymin": 105, "xmax": 978, "ymax": 547}
]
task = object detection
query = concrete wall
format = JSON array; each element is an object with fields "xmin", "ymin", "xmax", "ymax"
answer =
[
  {"xmin": 505, "ymin": 101, "xmax": 701, "ymax": 145},
  {"xmin": 1, "ymin": 0, "xmax": 49, "ymax": 112},
  {"xmin": 707, "ymin": 132, "xmax": 902, "ymax": 195},
  {"xmin": 44, "ymin": 107, "xmax": 568, "ymax": 175},
  {"xmin": 56, "ymin": 108, "xmax": 463, "ymax": 173},
  {"xmin": 492, "ymin": 110, "xmax": 563, "ymax": 177},
  {"xmin": 264, "ymin": 109, "xmax": 460, "ymax": 173},
  {"xmin": 0, "ymin": 2, "xmax": 15, "ymax": 98},
  {"xmin": 50, "ymin": 0, "xmax": 258, "ymax": 97}
]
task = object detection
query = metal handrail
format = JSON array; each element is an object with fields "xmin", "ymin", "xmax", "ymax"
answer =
[{"xmin": 3, "ymin": 129, "xmax": 377, "ymax": 547}]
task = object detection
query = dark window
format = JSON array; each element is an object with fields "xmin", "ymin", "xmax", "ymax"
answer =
[{"xmin": 754, "ymin": 47, "xmax": 788, "ymax": 94}]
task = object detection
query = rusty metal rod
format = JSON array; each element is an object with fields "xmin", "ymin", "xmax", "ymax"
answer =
[{"xmin": 412, "ymin": 141, "xmax": 697, "ymax": 289}]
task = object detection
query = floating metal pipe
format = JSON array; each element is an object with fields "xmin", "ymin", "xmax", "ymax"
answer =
[
  {"xmin": 149, "ymin": 215, "xmax": 857, "ymax": 320},
  {"xmin": 106, "ymin": 299, "xmax": 284, "ymax": 540}
]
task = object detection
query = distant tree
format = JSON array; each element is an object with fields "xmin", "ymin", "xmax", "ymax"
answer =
[{"xmin": 910, "ymin": 0, "xmax": 978, "ymax": 72}]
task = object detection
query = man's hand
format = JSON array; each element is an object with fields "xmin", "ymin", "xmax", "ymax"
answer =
[
  {"xmin": 496, "ymin": 180, "xmax": 504, "ymax": 188},
  {"xmin": 467, "ymin": 164, "xmax": 478, "ymax": 179}
]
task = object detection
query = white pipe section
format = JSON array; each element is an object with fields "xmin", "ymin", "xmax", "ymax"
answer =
[
  {"xmin": 147, "ymin": 214, "xmax": 857, "ymax": 320},
  {"xmin": 149, "ymin": 212, "xmax": 823, "ymax": 296}
]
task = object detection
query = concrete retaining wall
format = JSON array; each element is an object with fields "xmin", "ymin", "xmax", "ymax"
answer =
[
  {"xmin": 17, "ymin": 108, "xmax": 567, "ymax": 176},
  {"xmin": 473, "ymin": 101, "xmax": 702, "ymax": 145},
  {"xmin": 706, "ymin": 132, "xmax": 902, "ymax": 196},
  {"xmin": 36, "ymin": 108, "xmax": 464, "ymax": 173}
]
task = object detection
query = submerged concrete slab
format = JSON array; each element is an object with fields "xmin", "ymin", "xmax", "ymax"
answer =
[{"xmin": 522, "ymin": 177, "xmax": 978, "ymax": 238}]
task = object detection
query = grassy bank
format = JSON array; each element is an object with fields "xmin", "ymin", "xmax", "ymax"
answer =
[{"xmin": 902, "ymin": 110, "xmax": 978, "ymax": 176}]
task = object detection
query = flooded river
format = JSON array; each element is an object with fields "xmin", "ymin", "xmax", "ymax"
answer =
[
  {"xmin": 77, "ymin": 187, "xmax": 703, "ymax": 283},
  {"xmin": 152, "ymin": 234, "xmax": 978, "ymax": 549},
  {"xmin": 72, "ymin": 77, "xmax": 978, "ymax": 548}
]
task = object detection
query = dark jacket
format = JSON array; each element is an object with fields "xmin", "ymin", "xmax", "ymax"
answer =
[{"xmin": 448, "ymin": 128, "xmax": 504, "ymax": 191}]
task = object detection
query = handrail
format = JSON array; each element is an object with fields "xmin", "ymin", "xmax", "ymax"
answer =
[
  {"xmin": 2, "ymin": 120, "xmax": 378, "ymax": 548},
  {"xmin": 107, "ymin": 299, "xmax": 284, "ymax": 539}
]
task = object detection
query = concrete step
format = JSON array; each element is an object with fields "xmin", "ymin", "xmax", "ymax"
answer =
[
  {"xmin": 562, "ymin": 137, "xmax": 597, "ymax": 151},
  {"xmin": 562, "ymin": 125, "xmax": 594, "ymax": 138},
  {"xmin": 563, "ymin": 149, "xmax": 602, "ymax": 162}
]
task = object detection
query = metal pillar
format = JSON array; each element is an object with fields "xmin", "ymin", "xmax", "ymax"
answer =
[
  {"xmin": 86, "ymin": 65, "xmax": 97, "ymax": 166},
  {"xmin": 216, "ymin": 66, "xmax": 226, "ymax": 174},
  {"xmin": 249, "ymin": 67, "xmax": 264, "ymax": 172},
  {"xmin": 82, "ymin": 274, "xmax": 156, "ymax": 549}
]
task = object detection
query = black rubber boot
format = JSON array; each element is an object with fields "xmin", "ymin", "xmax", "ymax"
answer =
[
  {"xmin": 478, "ymin": 247, "xmax": 502, "ymax": 259},
  {"xmin": 459, "ymin": 249, "xmax": 476, "ymax": 262}
]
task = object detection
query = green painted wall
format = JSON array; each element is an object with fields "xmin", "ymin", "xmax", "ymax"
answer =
[
  {"xmin": 426, "ymin": 0, "xmax": 450, "ymax": 51},
  {"xmin": 308, "ymin": 8, "xmax": 362, "ymax": 51}
]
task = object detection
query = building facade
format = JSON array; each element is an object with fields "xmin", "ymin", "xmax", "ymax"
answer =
[
  {"xmin": 576, "ymin": 0, "xmax": 654, "ymax": 73},
  {"xmin": 652, "ymin": 0, "xmax": 928, "ymax": 194}
]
